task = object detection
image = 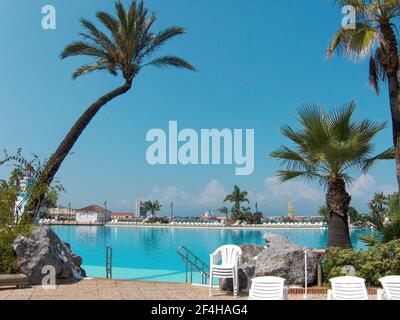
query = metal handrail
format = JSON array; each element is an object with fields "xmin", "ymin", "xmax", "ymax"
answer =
[
  {"xmin": 106, "ymin": 244, "xmax": 112, "ymax": 279},
  {"xmin": 177, "ymin": 245, "xmax": 210, "ymax": 285}
]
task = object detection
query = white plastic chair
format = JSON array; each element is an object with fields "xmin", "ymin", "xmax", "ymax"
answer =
[
  {"xmin": 209, "ymin": 245, "xmax": 242, "ymax": 297},
  {"xmin": 327, "ymin": 276, "xmax": 368, "ymax": 300},
  {"xmin": 378, "ymin": 276, "xmax": 400, "ymax": 300},
  {"xmin": 249, "ymin": 276, "xmax": 288, "ymax": 300}
]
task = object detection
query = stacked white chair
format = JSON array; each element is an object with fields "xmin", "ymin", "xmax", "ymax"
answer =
[
  {"xmin": 249, "ymin": 276, "xmax": 287, "ymax": 300},
  {"xmin": 209, "ymin": 245, "xmax": 242, "ymax": 297},
  {"xmin": 378, "ymin": 276, "xmax": 400, "ymax": 300},
  {"xmin": 327, "ymin": 276, "xmax": 368, "ymax": 300}
]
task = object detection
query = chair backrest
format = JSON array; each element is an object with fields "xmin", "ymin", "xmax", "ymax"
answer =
[
  {"xmin": 379, "ymin": 276, "xmax": 400, "ymax": 300},
  {"xmin": 212, "ymin": 245, "xmax": 242, "ymax": 266},
  {"xmin": 330, "ymin": 276, "xmax": 368, "ymax": 300},
  {"xmin": 249, "ymin": 276, "xmax": 285, "ymax": 300}
]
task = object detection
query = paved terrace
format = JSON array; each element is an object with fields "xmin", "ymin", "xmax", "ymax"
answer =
[{"xmin": 0, "ymin": 278, "xmax": 377, "ymax": 300}]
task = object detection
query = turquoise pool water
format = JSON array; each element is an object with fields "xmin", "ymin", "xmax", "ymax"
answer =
[{"xmin": 52, "ymin": 225, "xmax": 373, "ymax": 283}]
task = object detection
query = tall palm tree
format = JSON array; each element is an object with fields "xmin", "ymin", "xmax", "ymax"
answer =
[
  {"xmin": 224, "ymin": 186, "xmax": 249, "ymax": 221},
  {"xmin": 326, "ymin": 0, "xmax": 399, "ymax": 191},
  {"xmin": 143, "ymin": 200, "xmax": 162, "ymax": 218},
  {"xmin": 270, "ymin": 102, "xmax": 388, "ymax": 248},
  {"xmin": 26, "ymin": 0, "xmax": 195, "ymax": 217}
]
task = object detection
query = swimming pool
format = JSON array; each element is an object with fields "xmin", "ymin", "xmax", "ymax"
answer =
[{"xmin": 52, "ymin": 225, "xmax": 373, "ymax": 283}]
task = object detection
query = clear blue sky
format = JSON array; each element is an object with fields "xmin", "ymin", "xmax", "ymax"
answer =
[{"xmin": 0, "ymin": 0, "xmax": 396, "ymax": 216}]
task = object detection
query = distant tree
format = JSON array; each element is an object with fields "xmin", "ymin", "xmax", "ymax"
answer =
[
  {"xmin": 318, "ymin": 205, "xmax": 329, "ymax": 223},
  {"xmin": 218, "ymin": 206, "xmax": 229, "ymax": 219},
  {"xmin": 143, "ymin": 200, "xmax": 162, "ymax": 218},
  {"xmin": 361, "ymin": 192, "xmax": 400, "ymax": 246},
  {"xmin": 224, "ymin": 186, "xmax": 250, "ymax": 222},
  {"xmin": 387, "ymin": 193, "xmax": 400, "ymax": 221},
  {"xmin": 252, "ymin": 211, "xmax": 263, "ymax": 224}
]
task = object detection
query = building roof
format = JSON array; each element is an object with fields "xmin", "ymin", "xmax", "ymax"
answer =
[
  {"xmin": 78, "ymin": 205, "xmax": 112, "ymax": 214},
  {"xmin": 112, "ymin": 212, "xmax": 133, "ymax": 217}
]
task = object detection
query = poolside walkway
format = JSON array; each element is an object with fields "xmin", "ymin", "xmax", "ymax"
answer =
[{"xmin": 0, "ymin": 278, "xmax": 331, "ymax": 300}]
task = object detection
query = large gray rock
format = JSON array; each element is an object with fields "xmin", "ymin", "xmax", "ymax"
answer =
[
  {"xmin": 256, "ymin": 233, "xmax": 318, "ymax": 285},
  {"xmin": 221, "ymin": 233, "xmax": 318, "ymax": 291},
  {"xmin": 12, "ymin": 226, "xmax": 86, "ymax": 285}
]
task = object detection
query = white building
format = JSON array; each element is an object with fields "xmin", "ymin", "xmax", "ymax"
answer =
[
  {"xmin": 14, "ymin": 173, "xmax": 34, "ymax": 223},
  {"xmin": 134, "ymin": 199, "xmax": 146, "ymax": 218},
  {"xmin": 76, "ymin": 205, "xmax": 112, "ymax": 224},
  {"xmin": 47, "ymin": 206, "xmax": 77, "ymax": 221}
]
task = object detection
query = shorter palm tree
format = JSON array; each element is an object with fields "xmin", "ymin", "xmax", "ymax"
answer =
[
  {"xmin": 217, "ymin": 206, "xmax": 229, "ymax": 219},
  {"xmin": 224, "ymin": 186, "xmax": 250, "ymax": 222},
  {"xmin": 361, "ymin": 193, "xmax": 400, "ymax": 246},
  {"xmin": 143, "ymin": 200, "xmax": 162, "ymax": 218},
  {"xmin": 271, "ymin": 102, "xmax": 390, "ymax": 248}
]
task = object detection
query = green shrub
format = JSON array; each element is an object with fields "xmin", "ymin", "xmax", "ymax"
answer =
[
  {"xmin": 146, "ymin": 216, "xmax": 169, "ymax": 224},
  {"xmin": 0, "ymin": 223, "xmax": 33, "ymax": 274},
  {"xmin": 323, "ymin": 240, "xmax": 400, "ymax": 286},
  {"xmin": 0, "ymin": 230, "xmax": 19, "ymax": 273}
]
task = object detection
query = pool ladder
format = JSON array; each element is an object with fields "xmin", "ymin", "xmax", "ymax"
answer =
[
  {"xmin": 106, "ymin": 244, "xmax": 113, "ymax": 279},
  {"xmin": 177, "ymin": 246, "xmax": 210, "ymax": 285}
]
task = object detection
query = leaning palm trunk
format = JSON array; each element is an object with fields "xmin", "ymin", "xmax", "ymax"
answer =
[
  {"xmin": 23, "ymin": 1, "xmax": 196, "ymax": 218},
  {"xmin": 26, "ymin": 80, "xmax": 132, "ymax": 217},
  {"xmin": 326, "ymin": 178, "xmax": 352, "ymax": 248}
]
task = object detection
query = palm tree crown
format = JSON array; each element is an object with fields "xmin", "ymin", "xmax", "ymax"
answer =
[
  {"xmin": 271, "ymin": 102, "xmax": 387, "ymax": 184},
  {"xmin": 327, "ymin": 0, "xmax": 400, "ymax": 94},
  {"xmin": 224, "ymin": 186, "xmax": 250, "ymax": 211},
  {"xmin": 61, "ymin": 0, "xmax": 196, "ymax": 81},
  {"xmin": 271, "ymin": 101, "xmax": 389, "ymax": 247}
]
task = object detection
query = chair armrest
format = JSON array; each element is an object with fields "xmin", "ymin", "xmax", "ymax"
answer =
[
  {"xmin": 377, "ymin": 289, "xmax": 386, "ymax": 300},
  {"xmin": 327, "ymin": 289, "xmax": 333, "ymax": 300}
]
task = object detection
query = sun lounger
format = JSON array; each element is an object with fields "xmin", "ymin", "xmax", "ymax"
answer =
[
  {"xmin": 327, "ymin": 276, "xmax": 368, "ymax": 300},
  {"xmin": 378, "ymin": 276, "xmax": 400, "ymax": 300},
  {"xmin": 249, "ymin": 276, "xmax": 288, "ymax": 300}
]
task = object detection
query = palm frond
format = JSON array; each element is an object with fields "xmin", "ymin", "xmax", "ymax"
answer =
[
  {"xmin": 362, "ymin": 147, "xmax": 395, "ymax": 172},
  {"xmin": 143, "ymin": 27, "xmax": 187, "ymax": 57},
  {"xmin": 271, "ymin": 101, "xmax": 387, "ymax": 184},
  {"xmin": 72, "ymin": 60, "xmax": 112, "ymax": 79},
  {"xmin": 327, "ymin": 23, "xmax": 378, "ymax": 61},
  {"xmin": 360, "ymin": 234, "xmax": 383, "ymax": 246},
  {"xmin": 143, "ymin": 55, "xmax": 196, "ymax": 71},
  {"xmin": 60, "ymin": 41, "xmax": 108, "ymax": 60}
]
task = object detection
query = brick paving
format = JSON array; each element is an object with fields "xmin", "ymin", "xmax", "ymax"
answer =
[
  {"xmin": 0, "ymin": 278, "xmax": 315, "ymax": 300},
  {"xmin": 0, "ymin": 278, "xmax": 377, "ymax": 300}
]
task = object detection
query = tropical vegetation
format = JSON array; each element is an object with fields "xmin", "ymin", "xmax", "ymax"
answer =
[
  {"xmin": 224, "ymin": 185, "xmax": 250, "ymax": 222},
  {"xmin": 323, "ymin": 239, "xmax": 400, "ymax": 286},
  {"xmin": 26, "ymin": 0, "xmax": 196, "ymax": 218},
  {"xmin": 143, "ymin": 200, "xmax": 162, "ymax": 218},
  {"xmin": 0, "ymin": 150, "xmax": 63, "ymax": 273},
  {"xmin": 327, "ymin": 0, "xmax": 399, "ymax": 193},
  {"xmin": 271, "ymin": 102, "xmax": 389, "ymax": 248},
  {"xmin": 360, "ymin": 192, "xmax": 400, "ymax": 245}
]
